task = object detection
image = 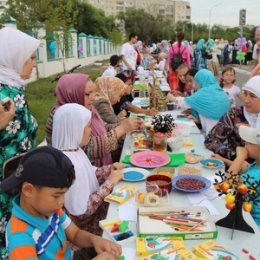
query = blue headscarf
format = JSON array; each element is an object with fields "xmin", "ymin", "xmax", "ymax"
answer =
[
  {"xmin": 196, "ymin": 39, "xmax": 205, "ymax": 50},
  {"xmin": 185, "ymin": 69, "xmax": 230, "ymax": 120}
]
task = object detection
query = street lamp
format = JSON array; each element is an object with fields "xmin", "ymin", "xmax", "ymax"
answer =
[{"xmin": 208, "ymin": 3, "xmax": 221, "ymax": 39}]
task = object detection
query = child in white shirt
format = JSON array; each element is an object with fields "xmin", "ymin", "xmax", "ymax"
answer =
[{"xmin": 220, "ymin": 66, "xmax": 243, "ymax": 107}]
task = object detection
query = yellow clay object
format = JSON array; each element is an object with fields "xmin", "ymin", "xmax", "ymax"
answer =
[
  {"xmin": 183, "ymin": 140, "xmax": 193, "ymax": 146},
  {"xmin": 137, "ymin": 193, "xmax": 145, "ymax": 203}
]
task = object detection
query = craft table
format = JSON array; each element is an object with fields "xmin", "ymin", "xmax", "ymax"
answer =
[{"xmin": 103, "ymin": 110, "xmax": 260, "ymax": 259}]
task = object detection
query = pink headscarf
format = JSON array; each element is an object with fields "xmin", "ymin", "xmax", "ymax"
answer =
[
  {"xmin": 54, "ymin": 73, "xmax": 87, "ymax": 108},
  {"xmin": 52, "ymin": 73, "xmax": 112, "ymax": 166}
]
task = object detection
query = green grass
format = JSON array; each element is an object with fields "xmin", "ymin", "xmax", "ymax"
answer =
[{"xmin": 26, "ymin": 69, "xmax": 101, "ymax": 144}]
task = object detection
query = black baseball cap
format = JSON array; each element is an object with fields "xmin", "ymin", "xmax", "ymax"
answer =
[{"xmin": 0, "ymin": 146, "xmax": 74, "ymax": 193}]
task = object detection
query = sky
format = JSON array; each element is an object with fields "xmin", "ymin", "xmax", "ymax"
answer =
[{"xmin": 188, "ymin": 0, "xmax": 260, "ymax": 27}]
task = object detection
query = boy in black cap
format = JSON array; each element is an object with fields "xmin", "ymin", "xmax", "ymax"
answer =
[{"xmin": 1, "ymin": 146, "xmax": 121, "ymax": 260}]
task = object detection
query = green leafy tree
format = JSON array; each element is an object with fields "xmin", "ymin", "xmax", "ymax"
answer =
[
  {"xmin": 74, "ymin": 1, "xmax": 117, "ymax": 38},
  {"xmin": 7, "ymin": 0, "xmax": 78, "ymax": 72},
  {"xmin": 118, "ymin": 8, "xmax": 176, "ymax": 44}
]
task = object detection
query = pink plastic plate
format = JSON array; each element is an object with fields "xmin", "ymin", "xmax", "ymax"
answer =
[{"xmin": 130, "ymin": 151, "xmax": 170, "ymax": 168}]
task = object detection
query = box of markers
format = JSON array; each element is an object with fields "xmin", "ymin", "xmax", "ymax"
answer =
[{"xmin": 137, "ymin": 206, "xmax": 218, "ymax": 240}]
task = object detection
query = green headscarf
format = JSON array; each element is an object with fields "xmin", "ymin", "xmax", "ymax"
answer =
[{"xmin": 196, "ymin": 39, "xmax": 205, "ymax": 50}]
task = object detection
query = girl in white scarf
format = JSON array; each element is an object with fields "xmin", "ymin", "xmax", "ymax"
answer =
[{"xmin": 52, "ymin": 103, "xmax": 123, "ymax": 235}]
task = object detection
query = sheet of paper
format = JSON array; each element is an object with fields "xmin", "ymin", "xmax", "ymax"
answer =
[
  {"xmin": 187, "ymin": 193, "xmax": 219, "ymax": 215},
  {"xmin": 187, "ymin": 193, "xmax": 206, "ymax": 204},
  {"xmin": 118, "ymin": 198, "xmax": 137, "ymax": 221},
  {"xmin": 121, "ymin": 247, "xmax": 136, "ymax": 260},
  {"xmin": 197, "ymin": 199, "xmax": 220, "ymax": 215}
]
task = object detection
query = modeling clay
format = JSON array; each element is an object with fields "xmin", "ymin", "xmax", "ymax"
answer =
[
  {"xmin": 111, "ymin": 223, "xmax": 120, "ymax": 233},
  {"xmin": 119, "ymin": 221, "xmax": 129, "ymax": 232}
]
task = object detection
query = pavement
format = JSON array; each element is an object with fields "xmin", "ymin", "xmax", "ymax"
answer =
[{"xmin": 232, "ymin": 63, "xmax": 254, "ymax": 76}]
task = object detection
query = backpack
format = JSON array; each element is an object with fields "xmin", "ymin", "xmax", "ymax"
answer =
[{"xmin": 171, "ymin": 46, "xmax": 186, "ymax": 71}]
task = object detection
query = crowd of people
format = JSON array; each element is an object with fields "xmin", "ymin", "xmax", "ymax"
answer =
[{"xmin": 0, "ymin": 25, "xmax": 260, "ymax": 260}]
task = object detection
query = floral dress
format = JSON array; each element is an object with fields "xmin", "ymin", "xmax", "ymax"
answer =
[
  {"xmin": 204, "ymin": 106, "xmax": 246, "ymax": 160},
  {"xmin": 0, "ymin": 83, "xmax": 37, "ymax": 259}
]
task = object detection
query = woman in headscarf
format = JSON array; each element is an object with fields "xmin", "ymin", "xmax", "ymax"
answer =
[
  {"xmin": 46, "ymin": 73, "xmax": 141, "ymax": 167},
  {"xmin": 167, "ymin": 69, "xmax": 230, "ymax": 134},
  {"xmin": 0, "ymin": 27, "xmax": 40, "ymax": 258},
  {"xmin": 194, "ymin": 39, "xmax": 207, "ymax": 70},
  {"xmin": 52, "ymin": 103, "xmax": 123, "ymax": 255},
  {"xmin": 93, "ymin": 76, "xmax": 126, "ymax": 124},
  {"xmin": 205, "ymin": 75, "xmax": 260, "ymax": 160}
]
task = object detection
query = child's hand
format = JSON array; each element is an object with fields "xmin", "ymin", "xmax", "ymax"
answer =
[
  {"xmin": 118, "ymin": 110, "xmax": 127, "ymax": 118},
  {"xmin": 187, "ymin": 115, "xmax": 200, "ymax": 124},
  {"xmin": 171, "ymin": 90, "xmax": 184, "ymax": 97},
  {"xmin": 137, "ymin": 118, "xmax": 145, "ymax": 130},
  {"xmin": 227, "ymin": 160, "xmax": 244, "ymax": 176},
  {"xmin": 108, "ymin": 169, "xmax": 123, "ymax": 185},
  {"xmin": 166, "ymin": 93, "xmax": 176, "ymax": 102},
  {"xmin": 146, "ymin": 107, "xmax": 159, "ymax": 116},
  {"xmin": 0, "ymin": 99, "xmax": 15, "ymax": 130},
  {"xmin": 91, "ymin": 236, "xmax": 122, "ymax": 258},
  {"xmin": 112, "ymin": 162, "xmax": 125, "ymax": 171}
]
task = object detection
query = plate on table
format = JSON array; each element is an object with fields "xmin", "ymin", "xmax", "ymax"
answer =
[
  {"xmin": 130, "ymin": 151, "xmax": 170, "ymax": 168},
  {"xmin": 123, "ymin": 167, "xmax": 150, "ymax": 182},
  {"xmin": 172, "ymin": 175, "xmax": 211, "ymax": 193},
  {"xmin": 200, "ymin": 159, "xmax": 224, "ymax": 169}
]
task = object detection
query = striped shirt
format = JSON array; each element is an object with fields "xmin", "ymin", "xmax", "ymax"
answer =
[{"xmin": 6, "ymin": 195, "xmax": 72, "ymax": 260}]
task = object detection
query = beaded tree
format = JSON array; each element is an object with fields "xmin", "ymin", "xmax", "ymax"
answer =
[
  {"xmin": 151, "ymin": 114, "xmax": 175, "ymax": 134},
  {"xmin": 214, "ymin": 171, "xmax": 260, "ymax": 237}
]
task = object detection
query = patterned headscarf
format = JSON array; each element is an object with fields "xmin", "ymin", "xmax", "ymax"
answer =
[{"xmin": 94, "ymin": 76, "xmax": 125, "ymax": 108}]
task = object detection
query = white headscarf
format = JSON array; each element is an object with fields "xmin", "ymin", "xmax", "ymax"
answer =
[
  {"xmin": 0, "ymin": 27, "xmax": 40, "ymax": 88},
  {"xmin": 52, "ymin": 103, "xmax": 99, "ymax": 216},
  {"xmin": 242, "ymin": 76, "xmax": 260, "ymax": 128}
]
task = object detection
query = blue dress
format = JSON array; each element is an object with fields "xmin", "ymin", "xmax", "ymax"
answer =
[{"xmin": 241, "ymin": 163, "xmax": 260, "ymax": 226}]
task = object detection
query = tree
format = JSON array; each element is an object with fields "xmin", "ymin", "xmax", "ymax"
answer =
[
  {"xmin": 118, "ymin": 8, "xmax": 176, "ymax": 44},
  {"xmin": 7, "ymin": 0, "xmax": 78, "ymax": 72},
  {"xmin": 74, "ymin": 1, "xmax": 117, "ymax": 38}
]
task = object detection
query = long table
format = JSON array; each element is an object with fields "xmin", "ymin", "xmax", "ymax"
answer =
[{"xmin": 104, "ymin": 110, "xmax": 260, "ymax": 258}]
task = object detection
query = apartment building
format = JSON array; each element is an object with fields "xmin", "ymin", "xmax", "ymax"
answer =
[
  {"xmin": 0, "ymin": 0, "xmax": 8, "ymax": 15},
  {"xmin": 86, "ymin": 0, "xmax": 191, "ymax": 24}
]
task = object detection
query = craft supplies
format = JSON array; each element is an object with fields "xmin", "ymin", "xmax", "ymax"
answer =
[
  {"xmin": 99, "ymin": 219, "xmax": 136, "ymax": 244},
  {"xmin": 105, "ymin": 185, "xmax": 137, "ymax": 204},
  {"xmin": 192, "ymin": 240, "xmax": 240, "ymax": 260},
  {"xmin": 137, "ymin": 207, "xmax": 218, "ymax": 240}
]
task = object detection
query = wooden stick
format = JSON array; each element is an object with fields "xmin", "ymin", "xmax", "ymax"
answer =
[{"xmin": 186, "ymin": 220, "xmax": 205, "ymax": 231}]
